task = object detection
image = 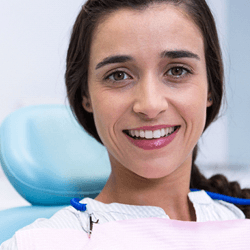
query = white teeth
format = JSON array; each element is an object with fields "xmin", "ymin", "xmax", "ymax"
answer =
[
  {"xmin": 127, "ymin": 126, "xmax": 176, "ymax": 139},
  {"xmin": 169, "ymin": 127, "xmax": 174, "ymax": 133},
  {"xmin": 139, "ymin": 130, "xmax": 145, "ymax": 137},
  {"xmin": 131, "ymin": 130, "xmax": 135, "ymax": 137},
  {"xmin": 145, "ymin": 130, "xmax": 153, "ymax": 139},
  {"xmin": 161, "ymin": 128, "xmax": 166, "ymax": 137},
  {"xmin": 153, "ymin": 130, "xmax": 161, "ymax": 138},
  {"xmin": 165, "ymin": 128, "xmax": 169, "ymax": 135},
  {"xmin": 135, "ymin": 130, "xmax": 140, "ymax": 137}
]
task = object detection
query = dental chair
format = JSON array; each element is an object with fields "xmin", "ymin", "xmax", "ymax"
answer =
[{"xmin": 0, "ymin": 104, "xmax": 111, "ymax": 244}]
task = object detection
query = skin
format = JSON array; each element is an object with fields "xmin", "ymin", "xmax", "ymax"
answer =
[{"xmin": 83, "ymin": 3, "xmax": 212, "ymax": 221}]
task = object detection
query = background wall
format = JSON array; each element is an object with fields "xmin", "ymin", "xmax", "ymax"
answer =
[
  {"xmin": 0, "ymin": 0, "xmax": 85, "ymax": 124},
  {"xmin": 227, "ymin": 0, "xmax": 250, "ymax": 167}
]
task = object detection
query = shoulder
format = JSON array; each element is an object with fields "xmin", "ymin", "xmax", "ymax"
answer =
[
  {"xmin": 19, "ymin": 205, "xmax": 87, "ymax": 231},
  {"xmin": 212, "ymin": 199, "xmax": 245, "ymax": 219},
  {"xmin": 189, "ymin": 190, "xmax": 245, "ymax": 222}
]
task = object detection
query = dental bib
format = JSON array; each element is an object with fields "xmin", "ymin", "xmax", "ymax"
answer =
[{"xmin": 16, "ymin": 217, "xmax": 250, "ymax": 250}]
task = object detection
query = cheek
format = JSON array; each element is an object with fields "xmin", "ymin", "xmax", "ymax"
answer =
[
  {"xmin": 92, "ymin": 101, "xmax": 112, "ymax": 142},
  {"xmin": 176, "ymin": 87, "xmax": 208, "ymax": 128},
  {"xmin": 90, "ymin": 90, "xmax": 129, "ymax": 142}
]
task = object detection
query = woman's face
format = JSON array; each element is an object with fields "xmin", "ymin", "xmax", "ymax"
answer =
[{"xmin": 84, "ymin": 3, "xmax": 212, "ymax": 179}]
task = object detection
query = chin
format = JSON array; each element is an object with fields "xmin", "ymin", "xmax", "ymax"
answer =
[{"xmin": 132, "ymin": 163, "xmax": 178, "ymax": 180}]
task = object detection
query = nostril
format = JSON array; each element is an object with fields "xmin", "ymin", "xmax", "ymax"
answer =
[
  {"xmin": 134, "ymin": 108, "xmax": 167, "ymax": 120},
  {"xmin": 135, "ymin": 112, "xmax": 155, "ymax": 121},
  {"xmin": 132, "ymin": 95, "xmax": 169, "ymax": 119}
]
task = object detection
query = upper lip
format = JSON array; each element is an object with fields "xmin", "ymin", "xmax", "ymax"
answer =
[{"xmin": 126, "ymin": 125, "xmax": 179, "ymax": 131}]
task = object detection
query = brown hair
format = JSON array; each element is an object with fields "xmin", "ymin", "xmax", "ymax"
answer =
[{"xmin": 65, "ymin": 0, "xmax": 250, "ymax": 217}]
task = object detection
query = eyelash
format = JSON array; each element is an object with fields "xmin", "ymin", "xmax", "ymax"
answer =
[
  {"xmin": 165, "ymin": 66, "xmax": 192, "ymax": 79},
  {"xmin": 105, "ymin": 71, "xmax": 131, "ymax": 82},
  {"xmin": 104, "ymin": 66, "xmax": 192, "ymax": 83}
]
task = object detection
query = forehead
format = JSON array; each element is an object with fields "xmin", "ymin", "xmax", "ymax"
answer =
[{"xmin": 90, "ymin": 3, "xmax": 204, "ymax": 66}]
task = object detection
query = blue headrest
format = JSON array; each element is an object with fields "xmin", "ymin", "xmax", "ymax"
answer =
[{"xmin": 0, "ymin": 105, "xmax": 111, "ymax": 205}]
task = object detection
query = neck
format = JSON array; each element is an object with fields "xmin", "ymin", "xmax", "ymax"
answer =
[{"xmin": 95, "ymin": 156, "xmax": 196, "ymax": 222}]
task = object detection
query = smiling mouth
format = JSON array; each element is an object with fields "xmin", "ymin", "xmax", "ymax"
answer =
[{"xmin": 123, "ymin": 126, "xmax": 180, "ymax": 140}]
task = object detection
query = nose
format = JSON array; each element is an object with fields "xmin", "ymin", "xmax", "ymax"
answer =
[{"xmin": 132, "ymin": 76, "xmax": 168, "ymax": 119}]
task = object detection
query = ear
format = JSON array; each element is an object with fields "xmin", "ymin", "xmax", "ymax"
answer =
[
  {"xmin": 206, "ymin": 92, "xmax": 213, "ymax": 107},
  {"xmin": 82, "ymin": 96, "xmax": 93, "ymax": 113}
]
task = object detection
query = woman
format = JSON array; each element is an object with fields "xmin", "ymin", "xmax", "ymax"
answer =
[{"xmin": 1, "ymin": 0, "xmax": 250, "ymax": 248}]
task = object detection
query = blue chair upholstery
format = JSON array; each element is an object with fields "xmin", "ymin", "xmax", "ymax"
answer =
[{"xmin": 0, "ymin": 104, "xmax": 111, "ymax": 244}]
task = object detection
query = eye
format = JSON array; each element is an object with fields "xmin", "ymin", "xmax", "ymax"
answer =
[
  {"xmin": 166, "ymin": 67, "xmax": 190, "ymax": 78},
  {"xmin": 106, "ymin": 71, "xmax": 131, "ymax": 81}
]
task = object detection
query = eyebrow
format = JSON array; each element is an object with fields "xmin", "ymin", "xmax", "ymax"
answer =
[
  {"xmin": 160, "ymin": 50, "xmax": 200, "ymax": 60},
  {"xmin": 95, "ymin": 55, "xmax": 133, "ymax": 70},
  {"xmin": 95, "ymin": 50, "xmax": 200, "ymax": 70}
]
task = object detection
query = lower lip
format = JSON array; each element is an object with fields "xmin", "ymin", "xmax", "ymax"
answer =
[{"xmin": 124, "ymin": 127, "xmax": 179, "ymax": 150}]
